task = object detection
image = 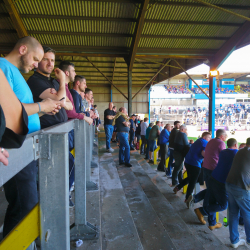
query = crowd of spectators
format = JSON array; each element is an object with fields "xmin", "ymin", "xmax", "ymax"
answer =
[
  {"xmin": 216, "ymin": 87, "xmax": 238, "ymax": 94},
  {"xmin": 0, "ymin": 36, "xmax": 101, "ymax": 246},
  {"xmin": 164, "ymin": 85, "xmax": 190, "ymax": 94},
  {"xmin": 191, "ymin": 87, "xmax": 209, "ymax": 94},
  {"xmin": 240, "ymin": 85, "xmax": 250, "ymax": 93}
]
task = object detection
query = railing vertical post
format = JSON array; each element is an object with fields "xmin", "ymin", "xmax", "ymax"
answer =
[
  {"xmin": 74, "ymin": 120, "xmax": 87, "ymax": 225},
  {"xmin": 39, "ymin": 133, "xmax": 70, "ymax": 250},
  {"xmin": 86, "ymin": 124, "xmax": 98, "ymax": 190},
  {"xmin": 70, "ymin": 120, "xmax": 98, "ymax": 240}
]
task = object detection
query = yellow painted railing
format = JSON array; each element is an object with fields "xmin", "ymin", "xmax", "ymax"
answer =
[
  {"xmin": 183, "ymin": 171, "xmax": 188, "ymax": 194},
  {"xmin": 0, "ymin": 204, "xmax": 40, "ymax": 250},
  {"xmin": 153, "ymin": 146, "xmax": 160, "ymax": 165}
]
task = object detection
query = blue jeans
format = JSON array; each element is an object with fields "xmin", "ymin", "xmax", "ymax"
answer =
[
  {"xmin": 194, "ymin": 168, "xmax": 213, "ymax": 203},
  {"xmin": 3, "ymin": 160, "xmax": 38, "ymax": 237},
  {"xmin": 129, "ymin": 131, "xmax": 135, "ymax": 149},
  {"xmin": 148, "ymin": 140, "xmax": 156, "ymax": 152},
  {"xmin": 117, "ymin": 132, "xmax": 130, "ymax": 164},
  {"xmin": 199, "ymin": 177, "xmax": 228, "ymax": 226},
  {"xmin": 145, "ymin": 139, "xmax": 150, "ymax": 159},
  {"xmin": 104, "ymin": 124, "xmax": 114, "ymax": 149},
  {"xmin": 226, "ymin": 182, "xmax": 250, "ymax": 244},
  {"xmin": 166, "ymin": 148, "xmax": 174, "ymax": 176}
]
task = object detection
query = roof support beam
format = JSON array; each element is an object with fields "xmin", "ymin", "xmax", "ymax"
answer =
[
  {"xmin": 4, "ymin": 13, "xmax": 239, "ymax": 27},
  {"xmin": 29, "ymin": 30, "xmax": 133, "ymax": 38},
  {"xmin": 149, "ymin": 1, "xmax": 250, "ymax": 10},
  {"xmin": 127, "ymin": 0, "xmax": 150, "ymax": 71},
  {"xmin": 132, "ymin": 59, "xmax": 171, "ymax": 99},
  {"xmin": 86, "ymin": 57, "xmax": 128, "ymax": 100},
  {"xmin": 145, "ymin": 19, "xmax": 241, "ymax": 27},
  {"xmin": 141, "ymin": 35, "xmax": 227, "ymax": 40},
  {"xmin": 192, "ymin": 0, "xmax": 250, "ymax": 22},
  {"xmin": 211, "ymin": 21, "xmax": 250, "ymax": 70},
  {"xmin": 173, "ymin": 59, "xmax": 210, "ymax": 99},
  {"xmin": 3, "ymin": 0, "xmax": 28, "ymax": 37},
  {"xmin": 112, "ymin": 58, "xmax": 116, "ymax": 84}
]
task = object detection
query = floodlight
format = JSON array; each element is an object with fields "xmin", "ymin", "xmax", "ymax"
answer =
[{"xmin": 210, "ymin": 70, "xmax": 219, "ymax": 76}]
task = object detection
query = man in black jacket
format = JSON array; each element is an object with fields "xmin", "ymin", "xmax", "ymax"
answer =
[{"xmin": 166, "ymin": 121, "xmax": 180, "ymax": 177}]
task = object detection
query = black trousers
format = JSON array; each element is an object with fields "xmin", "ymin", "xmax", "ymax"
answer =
[
  {"xmin": 177, "ymin": 163, "xmax": 201, "ymax": 200},
  {"xmin": 3, "ymin": 160, "xmax": 38, "ymax": 237},
  {"xmin": 157, "ymin": 144, "xmax": 168, "ymax": 171}
]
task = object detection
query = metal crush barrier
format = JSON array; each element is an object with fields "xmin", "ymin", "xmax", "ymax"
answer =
[{"xmin": 0, "ymin": 119, "xmax": 99, "ymax": 250}]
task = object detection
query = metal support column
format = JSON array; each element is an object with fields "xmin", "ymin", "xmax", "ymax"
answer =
[
  {"xmin": 39, "ymin": 133, "xmax": 70, "ymax": 250},
  {"xmin": 70, "ymin": 120, "xmax": 98, "ymax": 240},
  {"xmin": 86, "ymin": 124, "xmax": 98, "ymax": 191},
  {"xmin": 148, "ymin": 88, "xmax": 151, "ymax": 123},
  {"xmin": 128, "ymin": 70, "xmax": 132, "ymax": 116},
  {"xmin": 209, "ymin": 76, "xmax": 216, "ymax": 138}
]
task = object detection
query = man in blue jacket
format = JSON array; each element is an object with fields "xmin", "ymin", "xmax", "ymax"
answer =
[
  {"xmin": 157, "ymin": 124, "xmax": 171, "ymax": 172},
  {"xmin": 173, "ymin": 132, "xmax": 211, "ymax": 207}
]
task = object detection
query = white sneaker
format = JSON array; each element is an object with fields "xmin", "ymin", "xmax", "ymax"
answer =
[
  {"xmin": 231, "ymin": 239, "xmax": 246, "ymax": 248},
  {"xmin": 106, "ymin": 148, "xmax": 114, "ymax": 153}
]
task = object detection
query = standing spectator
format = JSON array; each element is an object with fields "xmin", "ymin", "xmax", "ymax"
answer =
[
  {"xmin": 194, "ymin": 138, "xmax": 238, "ymax": 231},
  {"xmin": 58, "ymin": 61, "xmax": 93, "ymax": 124},
  {"xmin": 175, "ymin": 132, "xmax": 211, "ymax": 208},
  {"xmin": 157, "ymin": 124, "xmax": 171, "ymax": 172},
  {"xmin": 93, "ymin": 105, "xmax": 100, "ymax": 132},
  {"xmin": 172, "ymin": 125, "xmax": 190, "ymax": 186},
  {"xmin": 140, "ymin": 117, "xmax": 149, "ymax": 154},
  {"xmin": 193, "ymin": 129, "xmax": 227, "ymax": 203},
  {"xmin": 159, "ymin": 122, "xmax": 164, "ymax": 132},
  {"xmin": 148, "ymin": 121, "xmax": 161, "ymax": 163},
  {"xmin": 0, "ymin": 38, "xmax": 61, "ymax": 239},
  {"xmin": 226, "ymin": 138, "xmax": 250, "ymax": 248},
  {"xmin": 135, "ymin": 120, "xmax": 142, "ymax": 147},
  {"xmin": 27, "ymin": 46, "xmax": 77, "ymax": 208},
  {"xmin": 113, "ymin": 107, "xmax": 132, "ymax": 167},
  {"xmin": 167, "ymin": 121, "xmax": 180, "ymax": 177},
  {"xmin": 70, "ymin": 75, "xmax": 91, "ymax": 118},
  {"xmin": 111, "ymin": 106, "xmax": 117, "ymax": 143},
  {"xmin": 104, "ymin": 102, "xmax": 116, "ymax": 152},
  {"xmin": 129, "ymin": 114, "xmax": 136, "ymax": 150},
  {"xmin": 145, "ymin": 123, "xmax": 153, "ymax": 160}
]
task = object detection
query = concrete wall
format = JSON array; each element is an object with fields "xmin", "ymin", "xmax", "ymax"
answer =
[{"xmin": 90, "ymin": 85, "xmax": 149, "ymax": 124}]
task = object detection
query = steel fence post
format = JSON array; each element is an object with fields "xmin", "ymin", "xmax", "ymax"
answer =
[
  {"xmin": 70, "ymin": 120, "xmax": 98, "ymax": 240},
  {"xmin": 39, "ymin": 133, "xmax": 70, "ymax": 250},
  {"xmin": 86, "ymin": 124, "xmax": 98, "ymax": 190}
]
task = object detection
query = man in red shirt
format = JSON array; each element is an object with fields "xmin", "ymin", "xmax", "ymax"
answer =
[
  {"xmin": 189, "ymin": 129, "xmax": 227, "ymax": 206},
  {"xmin": 58, "ymin": 61, "xmax": 93, "ymax": 124}
]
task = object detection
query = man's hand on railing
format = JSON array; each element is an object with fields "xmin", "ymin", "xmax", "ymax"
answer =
[
  {"xmin": 0, "ymin": 148, "xmax": 9, "ymax": 166},
  {"xmin": 40, "ymin": 98, "xmax": 63, "ymax": 115},
  {"xmin": 84, "ymin": 116, "xmax": 93, "ymax": 125}
]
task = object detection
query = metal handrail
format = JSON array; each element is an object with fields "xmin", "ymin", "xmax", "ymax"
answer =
[{"xmin": 0, "ymin": 119, "xmax": 98, "ymax": 250}]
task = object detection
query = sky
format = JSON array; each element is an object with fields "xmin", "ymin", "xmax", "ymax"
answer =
[{"xmin": 181, "ymin": 44, "xmax": 250, "ymax": 75}]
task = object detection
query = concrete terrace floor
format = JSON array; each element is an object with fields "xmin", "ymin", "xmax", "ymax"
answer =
[{"xmin": 0, "ymin": 131, "xmax": 248, "ymax": 250}]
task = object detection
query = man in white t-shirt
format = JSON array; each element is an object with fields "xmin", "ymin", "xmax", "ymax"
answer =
[{"xmin": 140, "ymin": 117, "xmax": 149, "ymax": 154}]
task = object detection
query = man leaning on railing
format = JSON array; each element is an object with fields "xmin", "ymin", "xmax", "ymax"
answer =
[{"xmin": 0, "ymin": 37, "xmax": 62, "ymax": 240}]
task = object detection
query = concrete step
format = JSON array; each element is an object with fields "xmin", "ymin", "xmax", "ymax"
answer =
[
  {"xmin": 99, "ymin": 154, "xmax": 143, "ymax": 250},
  {"xmin": 129, "ymin": 158, "xmax": 206, "ymax": 250},
  {"xmin": 117, "ymin": 164, "xmax": 176, "ymax": 250},
  {"xmin": 137, "ymin": 157, "xmax": 230, "ymax": 250}
]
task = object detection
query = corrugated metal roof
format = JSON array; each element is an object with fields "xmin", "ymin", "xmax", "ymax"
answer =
[
  {"xmin": 1, "ymin": 0, "xmax": 250, "ymax": 85},
  {"xmin": 15, "ymin": 1, "xmax": 139, "ymax": 19}
]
